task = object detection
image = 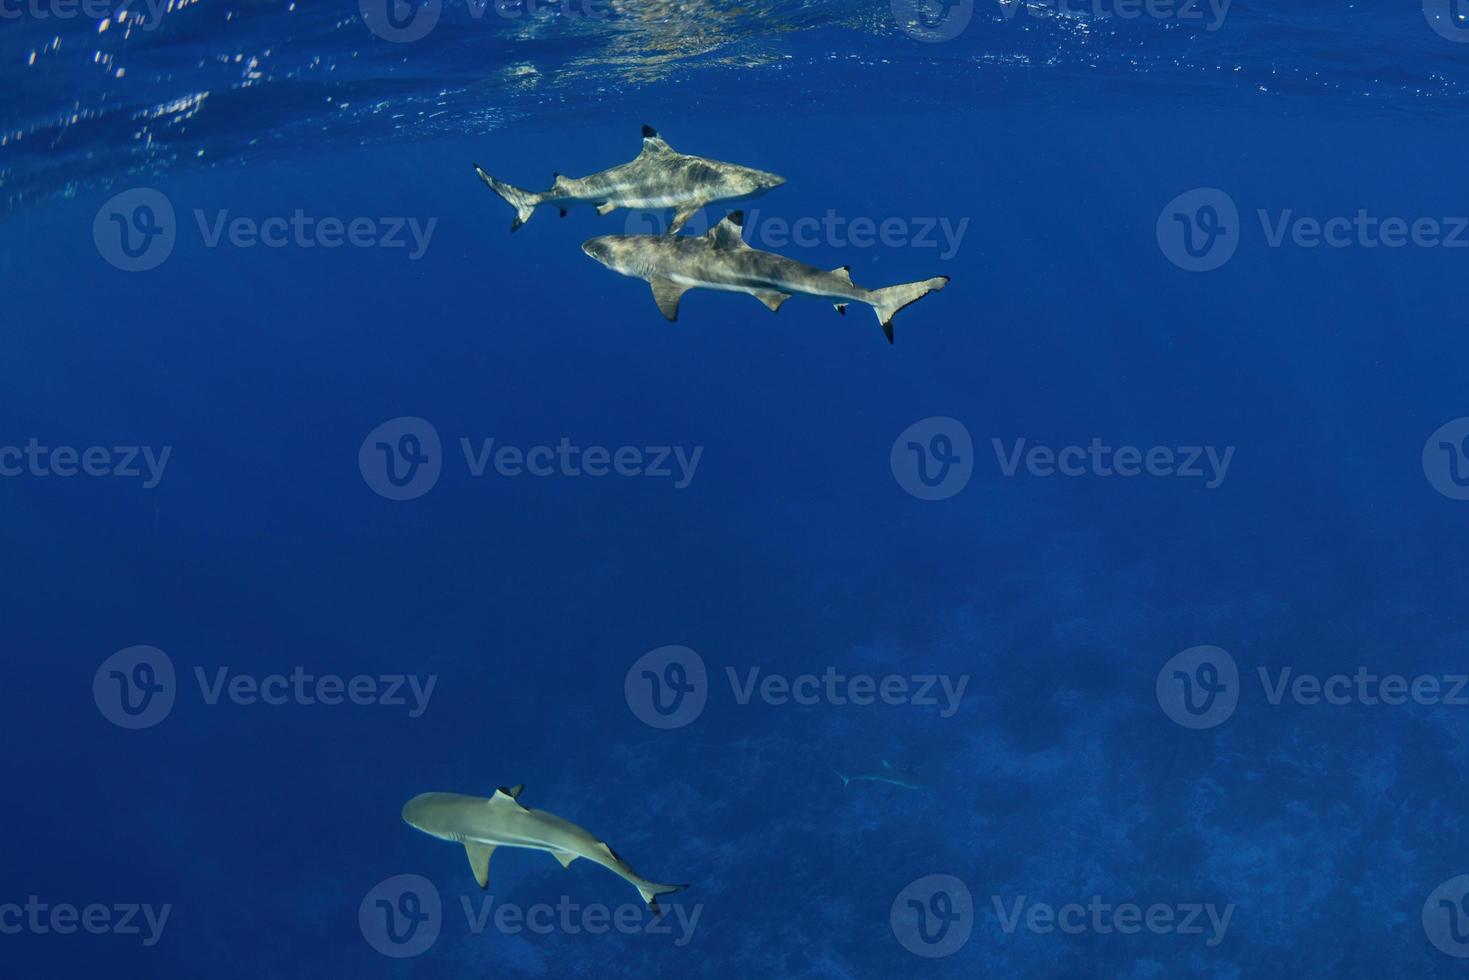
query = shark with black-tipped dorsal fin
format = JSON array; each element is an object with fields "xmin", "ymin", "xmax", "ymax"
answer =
[
  {"xmin": 581, "ymin": 211, "xmax": 950, "ymax": 343},
  {"xmin": 473, "ymin": 125, "xmax": 784, "ymax": 233},
  {"xmin": 831, "ymin": 760, "xmax": 924, "ymax": 791},
  {"xmin": 402, "ymin": 785, "xmax": 688, "ymax": 914}
]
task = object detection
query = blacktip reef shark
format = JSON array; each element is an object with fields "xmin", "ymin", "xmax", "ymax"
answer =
[
  {"xmin": 581, "ymin": 211, "xmax": 950, "ymax": 343},
  {"xmin": 474, "ymin": 125, "xmax": 785, "ymax": 233},
  {"xmin": 832, "ymin": 760, "xmax": 924, "ymax": 791},
  {"xmin": 402, "ymin": 785, "xmax": 688, "ymax": 914}
]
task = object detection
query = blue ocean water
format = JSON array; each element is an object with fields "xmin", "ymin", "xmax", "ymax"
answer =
[{"xmin": 7, "ymin": 1, "xmax": 1469, "ymax": 976}]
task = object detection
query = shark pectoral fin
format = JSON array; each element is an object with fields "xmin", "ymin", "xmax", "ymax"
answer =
[
  {"xmin": 552, "ymin": 850, "xmax": 578, "ymax": 868},
  {"xmin": 753, "ymin": 289, "xmax": 791, "ymax": 313},
  {"xmin": 834, "ymin": 304, "xmax": 848, "ymax": 315},
  {"xmin": 465, "ymin": 842, "xmax": 496, "ymax": 889},
  {"xmin": 668, "ymin": 207, "xmax": 700, "ymax": 235},
  {"xmin": 596, "ymin": 202, "xmax": 617, "ymax": 216},
  {"xmin": 650, "ymin": 278, "xmax": 687, "ymax": 322}
]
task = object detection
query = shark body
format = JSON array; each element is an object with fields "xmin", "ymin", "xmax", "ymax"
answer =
[
  {"xmin": 475, "ymin": 126, "xmax": 784, "ymax": 233},
  {"xmin": 581, "ymin": 211, "xmax": 949, "ymax": 342},
  {"xmin": 832, "ymin": 760, "xmax": 924, "ymax": 790},
  {"xmin": 402, "ymin": 785, "xmax": 687, "ymax": 913}
]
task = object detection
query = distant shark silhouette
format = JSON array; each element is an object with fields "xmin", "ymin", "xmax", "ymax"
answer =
[
  {"xmin": 402, "ymin": 785, "xmax": 688, "ymax": 914},
  {"xmin": 474, "ymin": 125, "xmax": 784, "ymax": 233},
  {"xmin": 582, "ymin": 210, "xmax": 949, "ymax": 343},
  {"xmin": 831, "ymin": 760, "xmax": 924, "ymax": 791}
]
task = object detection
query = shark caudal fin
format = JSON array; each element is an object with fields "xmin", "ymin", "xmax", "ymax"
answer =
[
  {"xmin": 831, "ymin": 766, "xmax": 851, "ymax": 788},
  {"xmin": 867, "ymin": 276, "xmax": 950, "ymax": 344},
  {"xmin": 473, "ymin": 164, "xmax": 541, "ymax": 231},
  {"xmin": 637, "ymin": 881, "xmax": 689, "ymax": 917}
]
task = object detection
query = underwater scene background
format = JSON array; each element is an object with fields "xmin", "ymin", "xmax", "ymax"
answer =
[{"xmin": 5, "ymin": 1, "xmax": 1469, "ymax": 977}]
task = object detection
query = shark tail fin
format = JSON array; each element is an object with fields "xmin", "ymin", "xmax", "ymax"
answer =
[
  {"xmin": 474, "ymin": 164, "xmax": 541, "ymax": 231},
  {"xmin": 638, "ymin": 881, "xmax": 689, "ymax": 918},
  {"xmin": 831, "ymin": 766, "xmax": 850, "ymax": 787},
  {"xmin": 867, "ymin": 276, "xmax": 950, "ymax": 344}
]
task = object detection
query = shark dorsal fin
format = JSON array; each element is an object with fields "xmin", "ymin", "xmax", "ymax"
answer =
[
  {"xmin": 494, "ymin": 784, "xmax": 525, "ymax": 801},
  {"xmin": 707, "ymin": 211, "xmax": 747, "ymax": 250},
  {"xmin": 831, "ymin": 265, "xmax": 853, "ymax": 285},
  {"xmin": 639, "ymin": 124, "xmax": 675, "ymax": 157},
  {"xmin": 465, "ymin": 842, "xmax": 496, "ymax": 889},
  {"xmin": 881, "ymin": 759, "xmax": 893, "ymax": 770}
]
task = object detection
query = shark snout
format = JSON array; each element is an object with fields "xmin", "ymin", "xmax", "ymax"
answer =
[
  {"xmin": 582, "ymin": 237, "xmax": 613, "ymax": 263},
  {"xmin": 402, "ymin": 793, "xmax": 439, "ymax": 832}
]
